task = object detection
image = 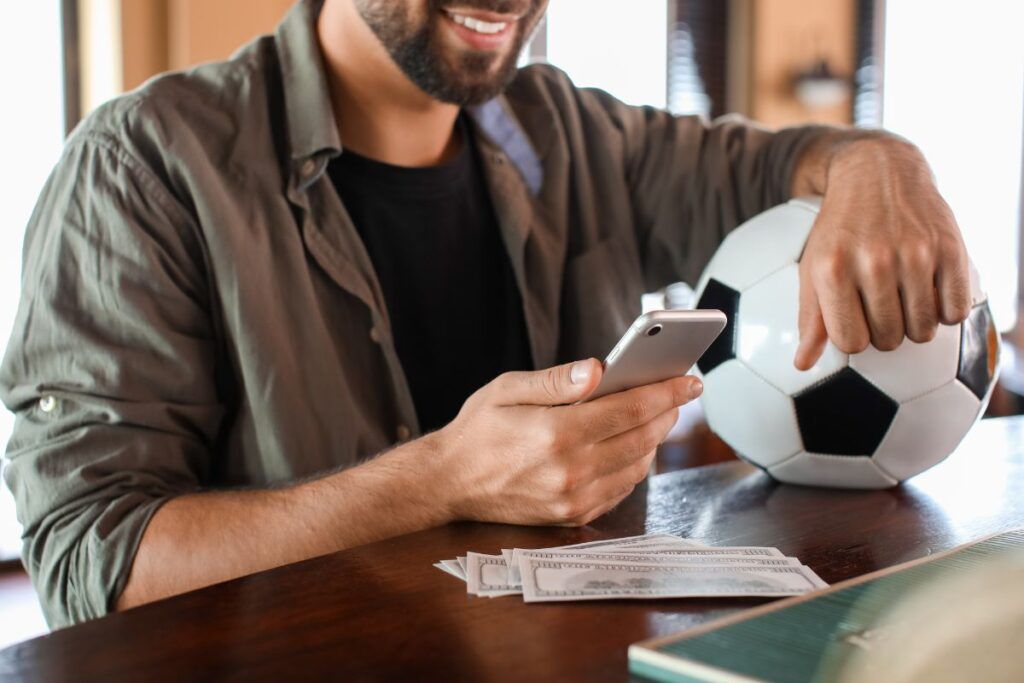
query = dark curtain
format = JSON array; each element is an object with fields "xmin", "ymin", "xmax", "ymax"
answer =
[
  {"xmin": 853, "ymin": 0, "xmax": 883, "ymax": 127},
  {"xmin": 668, "ymin": 0, "xmax": 729, "ymax": 118}
]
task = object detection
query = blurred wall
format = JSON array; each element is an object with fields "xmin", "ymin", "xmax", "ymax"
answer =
[
  {"xmin": 87, "ymin": 0, "xmax": 294, "ymax": 105},
  {"xmin": 86, "ymin": 0, "xmax": 854, "ymax": 126},
  {"xmin": 731, "ymin": 0, "xmax": 855, "ymax": 126}
]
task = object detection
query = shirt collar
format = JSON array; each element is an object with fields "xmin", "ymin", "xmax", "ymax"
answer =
[
  {"xmin": 276, "ymin": 0, "xmax": 340, "ymax": 188},
  {"xmin": 275, "ymin": 0, "xmax": 543, "ymax": 195}
]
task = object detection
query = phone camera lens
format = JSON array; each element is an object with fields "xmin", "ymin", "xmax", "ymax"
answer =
[{"xmin": 647, "ymin": 325, "xmax": 662, "ymax": 337}]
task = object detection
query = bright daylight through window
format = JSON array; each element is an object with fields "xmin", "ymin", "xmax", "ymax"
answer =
[
  {"xmin": 543, "ymin": 0, "xmax": 667, "ymax": 109},
  {"xmin": 883, "ymin": 0, "xmax": 1024, "ymax": 330},
  {"xmin": 0, "ymin": 2, "xmax": 65, "ymax": 559}
]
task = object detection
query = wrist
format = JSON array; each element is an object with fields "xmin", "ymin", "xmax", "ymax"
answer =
[
  {"xmin": 828, "ymin": 134, "xmax": 928, "ymax": 185},
  {"xmin": 409, "ymin": 429, "xmax": 461, "ymax": 526},
  {"xmin": 791, "ymin": 129, "xmax": 913, "ymax": 198},
  {"xmin": 418, "ymin": 425, "xmax": 469, "ymax": 523}
]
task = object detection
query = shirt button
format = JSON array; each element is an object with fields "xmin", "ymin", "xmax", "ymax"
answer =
[
  {"xmin": 369, "ymin": 326, "xmax": 381, "ymax": 343},
  {"xmin": 396, "ymin": 424, "xmax": 411, "ymax": 441},
  {"xmin": 300, "ymin": 159, "xmax": 317, "ymax": 178},
  {"xmin": 39, "ymin": 396, "xmax": 57, "ymax": 413}
]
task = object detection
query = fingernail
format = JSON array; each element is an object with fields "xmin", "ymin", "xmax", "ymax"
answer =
[
  {"xmin": 570, "ymin": 361, "xmax": 591, "ymax": 385},
  {"xmin": 689, "ymin": 378, "xmax": 703, "ymax": 399}
]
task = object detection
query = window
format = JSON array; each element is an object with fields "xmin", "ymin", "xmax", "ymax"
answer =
[
  {"xmin": 542, "ymin": 0, "xmax": 668, "ymax": 109},
  {"xmin": 882, "ymin": 0, "xmax": 1024, "ymax": 330},
  {"xmin": 0, "ymin": 1, "xmax": 66, "ymax": 560}
]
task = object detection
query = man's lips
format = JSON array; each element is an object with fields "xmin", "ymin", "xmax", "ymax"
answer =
[{"xmin": 440, "ymin": 7, "xmax": 521, "ymax": 51}]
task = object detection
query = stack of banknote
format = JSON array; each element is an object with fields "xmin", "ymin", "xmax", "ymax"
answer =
[{"xmin": 434, "ymin": 533, "xmax": 827, "ymax": 603}]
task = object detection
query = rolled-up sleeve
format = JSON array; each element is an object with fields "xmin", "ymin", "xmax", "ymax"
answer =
[
  {"xmin": 580, "ymin": 84, "xmax": 831, "ymax": 289},
  {"xmin": 0, "ymin": 131, "xmax": 223, "ymax": 627}
]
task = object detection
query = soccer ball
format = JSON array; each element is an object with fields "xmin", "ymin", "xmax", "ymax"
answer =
[{"xmin": 693, "ymin": 198, "xmax": 1000, "ymax": 489}]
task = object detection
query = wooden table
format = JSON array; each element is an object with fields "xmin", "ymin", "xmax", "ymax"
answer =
[{"xmin": 3, "ymin": 416, "xmax": 1023, "ymax": 682}]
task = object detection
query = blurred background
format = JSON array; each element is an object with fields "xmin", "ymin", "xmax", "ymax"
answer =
[{"xmin": 0, "ymin": 0, "xmax": 1022, "ymax": 646}]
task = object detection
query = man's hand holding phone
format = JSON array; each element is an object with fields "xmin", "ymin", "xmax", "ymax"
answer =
[{"xmin": 433, "ymin": 358, "xmax": 703, "ymax": 528}]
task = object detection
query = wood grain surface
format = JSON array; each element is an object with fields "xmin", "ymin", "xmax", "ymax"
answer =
[{"xmin": 2, "ymin": 416, "xmax": 1022, "ymax": 682}]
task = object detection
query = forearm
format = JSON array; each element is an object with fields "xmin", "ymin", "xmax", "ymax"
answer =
[{"xmin": 117, "ymin": 433, "xmax": 451, "ymax": 610}]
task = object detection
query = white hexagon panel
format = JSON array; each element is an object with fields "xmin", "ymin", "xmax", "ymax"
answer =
[
  {"xmin": 699, "ymin": 359, "xmax": 802, "ymax": 468},
  {"xmin": 850, "ymin": 322, "xmax": 962, "ymax": 402},
  {"xmin": 693, "ymin": 199, "xmax": 819, "ymax": 298},
  {"xmin": 769, "ymin": 452, "xmax": 898, "ymax": 489},
  {"xmin": 737, "ymin": 264, "xmax": 849, "ymax": 395},
  {"xmin": 873, "ymin": 380, "xmax": 983, "ymax": 482}
]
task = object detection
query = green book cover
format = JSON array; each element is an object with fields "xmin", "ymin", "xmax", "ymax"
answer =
[{"xmin": 629, "ymin": 529, "xmax": 1024, "ymax": 683}]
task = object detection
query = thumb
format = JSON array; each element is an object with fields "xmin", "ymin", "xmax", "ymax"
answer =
[
  {"xmin": 496, "ymin": 358, "xmax": 603, "ymax": 406},
  {"xmin": 795, "ymin": 274, "xmax": 828, "ymax": 371}
]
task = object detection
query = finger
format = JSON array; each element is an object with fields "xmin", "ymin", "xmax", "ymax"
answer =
[
  {"xmin": 936, "ymin": 239, "xmax": 972, "ymax": 324},
  {"xmin": 589, "ymin": 408, "xmax": 678, "ymax": 478},
  {"xmin": 815, "ymin": 264, "xmax": 872, "ymax": 355},
  {"xmin": 898, "ymin": 250, "xmax": 940, "ymax": 343},
  {"xmin": 795, "ymin": 268, "xmax": 828, "ymax": 370},
  {"xmin": 492, "ymin": 358, "xmax": 602, "ymax": 407},
  {"xmin": 858, "ymin": 256, "xmax": 906, "ymax": 351},
  {"xmin": 572, "ymin": 375, "xmax": 701, "ymax": 443}
]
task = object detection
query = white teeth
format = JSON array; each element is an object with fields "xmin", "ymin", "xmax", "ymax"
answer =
[{"xmin": 447, "ymin": 12, "xmax": 509, "ymax": 34}]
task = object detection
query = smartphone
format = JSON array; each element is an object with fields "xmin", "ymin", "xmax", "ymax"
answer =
[{"xmin": 587, "ymin": 309, "xmax": 727, "ymax": 401}]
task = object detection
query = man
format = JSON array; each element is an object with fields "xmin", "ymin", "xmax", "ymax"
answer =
[{"xmin": 0, "ymin": 0, "xmax": 969, "ymax": 627}]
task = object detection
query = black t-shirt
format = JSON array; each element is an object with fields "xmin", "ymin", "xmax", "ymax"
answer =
[{"xmin": 329, "ymin": 118, "xmax": 533, "ymax": 433}]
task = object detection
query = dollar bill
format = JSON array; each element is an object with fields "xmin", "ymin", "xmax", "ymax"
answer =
[
  {"xmin": 517, "ymin": 550, "xmax": 799, "ymax": 569},
  {"xmin": 506, "ymin": 548, "xmax": 788, "ymax": 588},
  {"xmin": 466, "ymin": 552, "xmax": 522, "ymax": 597},
  {"xmin": 441, "ymin": 559, "xmax": 466, "ymax": 580},
  {"xmin": 519, "ymin": 558, "xmax": 829, "ymax": 603},
  {"xmin": 506, "ymin": 534, "xmax": 706, "ymax": 585}
]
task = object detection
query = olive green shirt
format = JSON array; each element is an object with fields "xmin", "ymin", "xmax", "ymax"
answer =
[{"xmin": 0, "ymin": 0, "xmax": 825, "ymax": 627}]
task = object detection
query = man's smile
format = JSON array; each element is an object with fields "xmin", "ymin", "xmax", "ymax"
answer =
[{"xmin": 440, "ymin": 7, "xmax": 522, "ymax": 51}]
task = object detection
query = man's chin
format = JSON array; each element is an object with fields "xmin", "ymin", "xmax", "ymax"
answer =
[{"xmin": 431, "ymin": 54, "xmax": 518, "ymax": 104}]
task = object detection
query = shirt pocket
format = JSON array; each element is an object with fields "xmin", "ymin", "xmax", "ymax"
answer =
[{"xmin": 559, "ymin": 237, "xmax": 645, "ymax": 362}]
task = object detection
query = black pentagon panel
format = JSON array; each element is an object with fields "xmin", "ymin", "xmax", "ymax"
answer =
[
  {"xmin": 695, "ymin": 278, "xmax": 739, "ymax": 374},
  {"xmin": 957, "ymin": 302, "xmax": 999, "ymax": 400},
  {"xmin": 793, "ymin": 367, "xmax": 898, "ymax": 456}
]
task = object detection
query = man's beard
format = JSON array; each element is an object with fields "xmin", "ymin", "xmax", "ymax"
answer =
[{"xmin": 354, "ymin": 0, "xmax": 543, "ymax": 106}]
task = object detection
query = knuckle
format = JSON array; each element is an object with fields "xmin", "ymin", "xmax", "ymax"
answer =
[
  {"xmin": 836, "ymin": 332, "xmax": 870, "ymax": 355},
  {"xmin": 549, "ymin": 498, "xmax": 574, "ymax": 521},
  {"xmin": 631, "ymin": 457, "xmax": 651, "ymax": 484},
  {"xmin": 872, "ymin": 334, "xmax": 902, "ymax": 352},
  {"xmin": 487, "ymin": 372, "xmax": 514, "ymax": 399},
  {"xmin": 814, "ymin": 251, "xmax": 847, "ymax": 285},
  {"xmin": 900, "ymin": 239, "xmax": 935, "ymax": 274},
  {"xmin": 907, "ymin": 323, "xmax": 937, "ymax": 344},
  {"xmin": 625, "ymin": 398, "xmax": 650, "ymax": 425},
  {"xmin": 572, "ymin": 509, "xmax": 597, "ymax": 527},
  {"xmin": 937, "ymin": 232, "xmax": 966, "ymax": 259},
  {"xmin": 538, "ymin": 421, "xmax": 562, "ymax": 452},
  {"xmin": 554, "ymin": 496, "xmax": 585, "ymax": 523},
  {"xmin": 553, "ymin": 465, "xmax": 586, "ymax": 495},
  {"xmin": 862, "ymin": 247, "xmax": 896, "ymax": 279},
  {"xmin": 953, "ymin": 297, "xmax": 972, "ymax": 321},
  {"xmin": 941, "ymin": 294, "xmax": 971, "ymax": 324},
  {"xmin": 539, "ymin": 369, "xmax": 562, "ymax": 402}
]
